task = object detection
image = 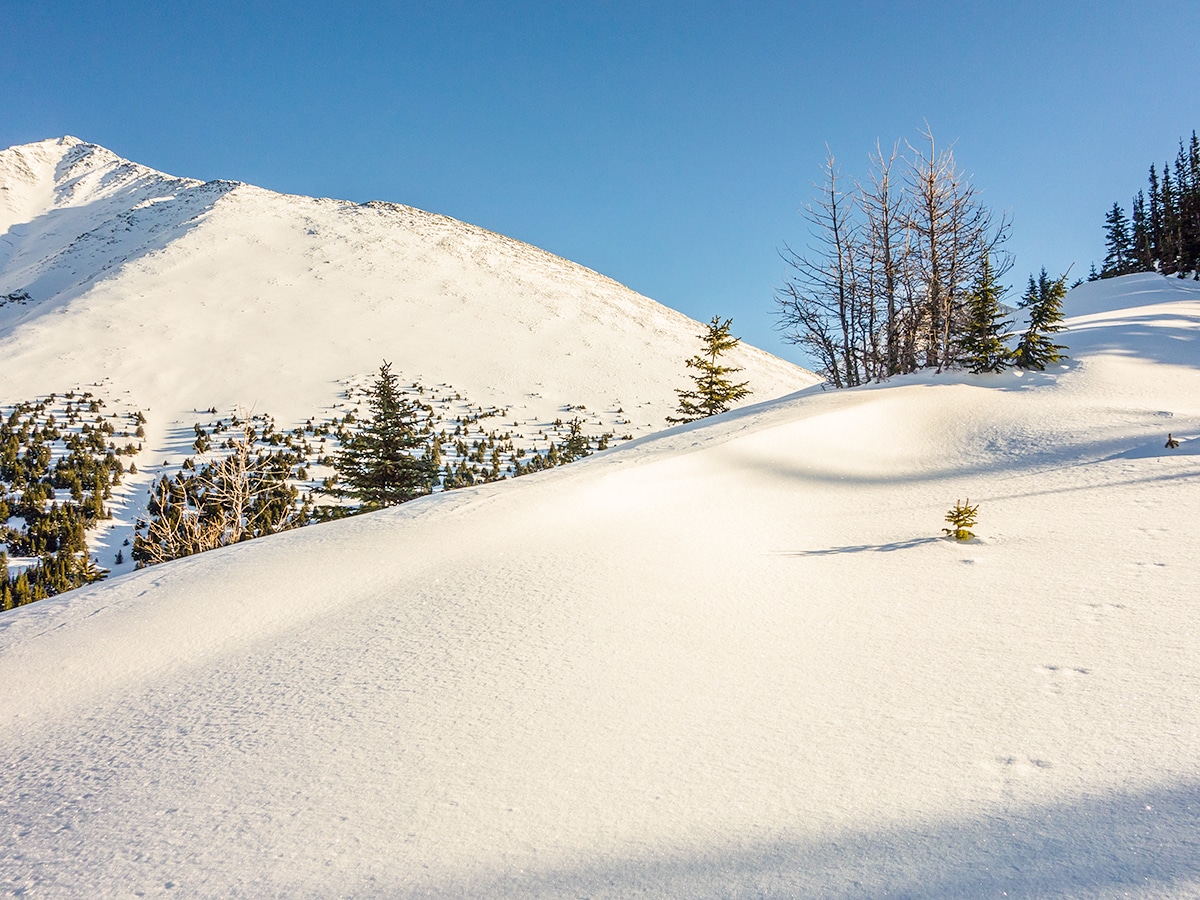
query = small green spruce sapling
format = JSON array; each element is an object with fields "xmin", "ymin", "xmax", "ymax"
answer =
[{"xmin": 943, "ymin": 499, "xmax": 979, "ymax": 541}]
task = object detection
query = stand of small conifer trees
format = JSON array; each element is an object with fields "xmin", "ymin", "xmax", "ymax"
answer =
[
  {"xmin": 132, "ymin": 419, "xmax": 306, "ymax": 567},
  {"xmin": 1098, "ymin": 131, "xmax": 1200, "ymax": 279},
  {"xmin": 5, "ymin": 379, "xmax": 620, "ymax": 603},
  {"xmin": 0, "ymin": 393, "xmax": 139, "ymax": 610}
]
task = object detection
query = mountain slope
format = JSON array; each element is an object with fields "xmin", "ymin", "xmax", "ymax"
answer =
[
  {"xmin": 0, "ymin": 137, "xmax": 812, "ymax": 424},
  {"xmin": 0, "ymin": 135, "xmax": 815, "ymax": 578},
  {"xmin": 1, "ymin": 273, "xmax": 1198, "ymax": 897}
]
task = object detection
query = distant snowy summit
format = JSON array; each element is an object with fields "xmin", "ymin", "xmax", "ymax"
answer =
[{"xmin": 0, "ymin": 135, "xmax": 814, "ymax": 427}]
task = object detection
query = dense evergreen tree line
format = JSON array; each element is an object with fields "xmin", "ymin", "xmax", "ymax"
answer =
[
  {"xmin": 1099, "ymin": 131, "xmax": 1200, "ymax": 279},
  {"xmin": 1, "ymin": 393, "xmax": 140, "ymax": 611}
]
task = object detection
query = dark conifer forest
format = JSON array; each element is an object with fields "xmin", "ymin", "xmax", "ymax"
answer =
[{"xmin": 1098, "ymin": 131, "xmax": 1200, "ymax": 279}]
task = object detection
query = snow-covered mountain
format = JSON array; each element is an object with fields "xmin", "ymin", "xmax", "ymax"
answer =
[
  {"xmin": 0, "ymin": 136, "xmax": 815, "ymax": 575},
  {"xmin": 0, "ymin": 136, "xmax": 812, "ymax": 423},
  {"xmin": 1, "ymin": 272, "xmax": 1198, "ymax": 897}
]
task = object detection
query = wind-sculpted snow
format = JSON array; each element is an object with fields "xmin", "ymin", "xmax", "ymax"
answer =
[{"xmin": 1, "ymin": 274, "xmax": 1199, "ymax": 896}]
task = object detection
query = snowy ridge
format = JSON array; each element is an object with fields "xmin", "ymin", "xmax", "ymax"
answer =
[
  {"xmin": 0, "ymin": 137, "xmax": 211, "ymax": 297},
  {"xmin": 1, "ymin": 273, "xmax": 1198, "ymax": 896}
]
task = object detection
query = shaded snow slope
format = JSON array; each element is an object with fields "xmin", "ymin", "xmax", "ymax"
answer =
[
  {"xmin": 0, "ymin": 137, "xmax": 813, "ymax": 426},
  {"xmin": 1, "ymin": 274, "xmax": 1198, "ymax": 897}
]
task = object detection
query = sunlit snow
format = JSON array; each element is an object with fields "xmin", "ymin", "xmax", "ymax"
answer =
[{"xmin": 1, "ymin": 137, "xmax": 1198, "ymax": 897}]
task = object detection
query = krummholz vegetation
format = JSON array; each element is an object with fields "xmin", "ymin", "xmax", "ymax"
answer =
[{"xmin": 3, "ymin": 371, "xmax": 623, "ymax": 607}]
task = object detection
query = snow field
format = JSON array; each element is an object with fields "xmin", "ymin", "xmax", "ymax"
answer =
[
  {"xmin": 3, "ymin": 136, "xmax": 1199, "ymax": 894},
  {"xmin": 0, "ymin": 274, "xmax": 1198, "ymax": 896}
]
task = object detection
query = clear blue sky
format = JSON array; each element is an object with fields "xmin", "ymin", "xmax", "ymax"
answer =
[{"xmin": 2, "ymin": 1, "xmax": 1197, "ymax": 365}]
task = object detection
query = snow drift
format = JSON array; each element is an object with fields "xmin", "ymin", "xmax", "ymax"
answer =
[{"xmin": 0, "ymin": 273, "xmax": 1198, "ymax": 897}]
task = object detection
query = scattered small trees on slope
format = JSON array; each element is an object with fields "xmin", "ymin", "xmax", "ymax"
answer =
[
  {"xmin": 667, "ymin": 316, "xmax": 751, "ymax": 424},
  {"xmin": 4, "ymin": 377, "xmax": 624, "ymax": 602},
  {"xmin": 0, "ymin": 394, "xmax": 137, "ymax": 608},
  {"xmin": 132, "ymin": 421, "xmax": 302, "ymax": 567}
]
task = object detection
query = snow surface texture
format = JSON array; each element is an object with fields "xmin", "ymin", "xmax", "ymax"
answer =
[{"xmin": 0, "ymin": 273, "xmax": 1197, "ymax": 897}]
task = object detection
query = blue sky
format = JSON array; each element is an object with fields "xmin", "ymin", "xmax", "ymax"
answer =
[{"xmin": 2, "ymin": 1, "xmax": 1197, "ymax": 365}]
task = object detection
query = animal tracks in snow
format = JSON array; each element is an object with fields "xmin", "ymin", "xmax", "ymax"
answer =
[
  {"xmin": 982, "ymin": 754, "xmax": 1056, "ymax": 801},
  {"xmin": 1078, "ymin": 600, "xmax": 1128, "ymax": 625},
  {"xmin": 992, "ymin": 755, "xmax": 1054, "ymax": 771},
  {"xmin": 1034, "ymin": 663, "xmax": 1092, "ymax": 696}
]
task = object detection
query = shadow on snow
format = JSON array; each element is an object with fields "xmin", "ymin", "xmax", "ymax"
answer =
[{"xmin": 436, "ymin": 778, "xmax": 1200, "ymax": 899}]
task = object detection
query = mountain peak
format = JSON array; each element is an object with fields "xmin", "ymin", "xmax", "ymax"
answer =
[{"xmin": 0, "ymin": 135, "xmax": 814, "ymax": 426}]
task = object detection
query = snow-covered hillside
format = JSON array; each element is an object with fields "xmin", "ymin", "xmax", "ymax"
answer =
[
  {"xmin": 1, "ymin": 273, "xmax": 1197, "ymax": 897},
  {"xmin": 0, "ymin": 137, "xmax": 810, "ymax": 422},
  {"xmin": 0, "ymin": 136, "xmax": 815, "ymax": 576}
]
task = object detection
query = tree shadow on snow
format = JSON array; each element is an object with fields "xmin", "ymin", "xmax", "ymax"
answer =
[
  {"xmin": 778, "ymin": 536, "xmax": 943, "ymax": 556},
  {"xmin": 1065, "ymin": 313, "xmax": 1200, "ymax": 370},
  {"xmin": 428, "ymin": 778, "xmax": 1200, "ymax": 899}
]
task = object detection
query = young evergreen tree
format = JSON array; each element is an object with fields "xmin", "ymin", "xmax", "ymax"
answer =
[
  {"xmin": 956, "ymin": 256, "xmax": 1012, "ymax": 373},
  {"xmin": 667, "ymin": 316, "xmax": 752, "ymax": 424},
  {"xmin": 943, "ymin": 498, "xmax": 979, "ymax": 541},
  {"xmin": 1014, "ymin": 269, "xmax": 1069, "ymax": 370},
  {"xmin": 334, "ymin": 362, "xmax": 436, "ymax": 508},
  {"xmin": 1160, "ymin": 165, "xmax": 1180, "ymax": 274},
  {"xmin": 1101, "ymin": 202, "xmax": 1133, "ymax": 277},
  {"xmin": 1131, "ymin": 191, "xmax": 1154, "ymax": 272}
]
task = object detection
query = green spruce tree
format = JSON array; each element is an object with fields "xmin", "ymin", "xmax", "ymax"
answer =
[
  {"xmin": 1131, "ymin": 191, "xmax": 1154, "ymax": 271},
  {"xmin": 667, "ymin": 316, "xmax": 751, "ymax": 424},
  {"xmin": 334, "ymin": 362, "xmax": 436, "ymax": 509},
  {"xmin": 1101, "ymin": 202, "xmax": 1134, "ymax": 277},
  {"xmin": 1014, "ymin": 269, "xmax": 1069, "ymax": 370},
  {"xmin": 957, "ymin": 255, "xmax": 1012, "ymax": 373}
]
